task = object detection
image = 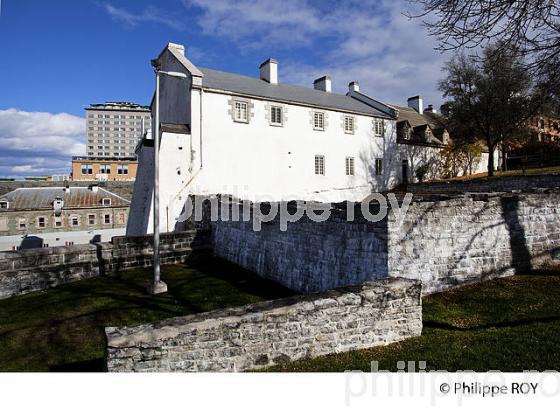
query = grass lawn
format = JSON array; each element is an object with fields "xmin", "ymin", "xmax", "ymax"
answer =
[
  {"xmin": 422, "ymin": 165, "xmax": 560, "ymax": 184},
  {"xmin": 268, "ymin": 272, "xmax": 560, "ymax": 372},
  {"xmin": 0, "ymin": 259, "xmax": 294, "ymax": 372},
  {"xmin": 1, "ymin": 264, "xmax": 559, "ymax": 373}
]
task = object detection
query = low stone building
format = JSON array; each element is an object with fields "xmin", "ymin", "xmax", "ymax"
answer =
[{"xmin": 0, "ymin": 185, "xmax": 130, "ymax": 250}]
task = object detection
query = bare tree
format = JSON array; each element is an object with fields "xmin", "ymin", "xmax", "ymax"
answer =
[
  {"xmin": 439, "ymin": 44, "xmax": 539, "ymax": 176},
  {"xmin": 411, "ymin": 0, "xmax": 560, "ymax": 95}
]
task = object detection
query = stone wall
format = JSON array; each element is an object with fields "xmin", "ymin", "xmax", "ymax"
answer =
[
  {"xmin": 105, "ymin": 277, "xmax": 422, "ymax": 372},
  {"xmin": 406, "ymin": 173, "xmax": 560, "ymax": 194},
  {"xmin": 0, "ymin": 230, "xmax": 211, "ymax": 300},
  {"xmin": 212, "ymin": 203, "xmax": 388, "ymax": 293},
  {"xmin": 388, "ymin": 192, "xmax": 560, "ymax": 293},
  {"xmin": 210, "ymin": 191, "xmax": 560, "ymax": 294}
]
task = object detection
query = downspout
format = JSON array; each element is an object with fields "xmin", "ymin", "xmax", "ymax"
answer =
[{"xmin": 199, "ymin": 87, "xmax": 203, "ymax": 169}]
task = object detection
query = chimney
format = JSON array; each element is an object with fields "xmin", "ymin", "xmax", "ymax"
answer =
[
  {"xmin": 348, "ymin": 81, "xmax": 360, "ymax": 93},
  {"xmin": 167, "ymin": 42, "xmax": 185, "ymax": 56},
  {"xmin": 424, "ymin": 104, "xmax": 437, "ymax": 113},
  {"xmin": 407, "ymin": 95, "xmax": 423, "ymax": 113},
  {"xmin": 259, "ymin": 58, "xmax": 278, "ymax": 84},
  {"xmin": 88, "ymin": 184, "xmax": 99, "ymax": 193},
  {"xmin": 314, "ymin": 75, "xmax": 332, "ymax": 92}
]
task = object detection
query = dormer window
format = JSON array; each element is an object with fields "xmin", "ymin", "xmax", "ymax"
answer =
[
  {"xmin": 0, "ymin": 201, "xmax": 8, "ymax": 209},
  {"xmin": 102, "ymin": 198, "xmax": 111, "ymax": 206}
]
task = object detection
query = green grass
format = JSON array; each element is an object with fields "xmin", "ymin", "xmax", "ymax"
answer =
[
  {"xmin": 0, "ymin": 259, "xmax": 294, "ymax": 372},
  {"xmin": 267, "ymin": 272, "xmax": 560, "ymax": 372},
  {"xmin": 427, "ymin": 165, "xmax": 560, "ymax": 183},
  {"xmin": 2, "ymin": 264, "xmax": 559, "ymax": 373}
]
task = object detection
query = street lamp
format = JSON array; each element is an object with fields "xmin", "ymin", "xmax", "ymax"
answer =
[{"xmin": 148, "ymin": 63, "xmax": 188, "ymax": 295}]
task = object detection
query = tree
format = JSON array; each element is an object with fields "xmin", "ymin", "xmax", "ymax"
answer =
[
  {"xmin": 439, "ymin": 44, "xmax": 538, "ymax": 176},
  {"xmin": 438, "ymin": 141, "xmax": 484, "ymax": 178},
  {"xmin": 410, "ymin": 0, "xmax": 560, "ymax": 95}
]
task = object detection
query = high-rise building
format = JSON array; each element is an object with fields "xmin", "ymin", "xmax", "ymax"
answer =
[
  {"xmin": 85, "ymin": 102, "xmax": 151, "ymax": 158},
  {"xmin": 72, "ymin": 102, "xmax": 151, "ymax": 181}
]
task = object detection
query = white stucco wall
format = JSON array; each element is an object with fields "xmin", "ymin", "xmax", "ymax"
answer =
[{"xmin": 186, "ymin": 91, "xmax": 399, "ymax": 202}]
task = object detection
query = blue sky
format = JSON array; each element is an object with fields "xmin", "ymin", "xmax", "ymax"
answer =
[{"xmin": 0, "ymin": 0, "xmax": 447, "ymax": 178}]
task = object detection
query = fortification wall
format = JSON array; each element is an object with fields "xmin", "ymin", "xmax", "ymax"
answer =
[
  {"xmin": 0, "ymin": 230, "xmax": 210, "ymax": 300},
  {"xmin": 105, "ymin": 278, "xmax": 422, "ymax": 372}
]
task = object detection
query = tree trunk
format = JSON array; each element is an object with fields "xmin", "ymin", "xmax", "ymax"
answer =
[
  {"xmin": 488, "ymin": 146, "xmax": 495, "ymax": 177},
  {"xmin": 501, "ymin": 144, "xmax": 508, "ymax": 172}
]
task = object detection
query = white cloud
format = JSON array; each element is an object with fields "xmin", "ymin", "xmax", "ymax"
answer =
[
  {"xmin": 183, "ymin": 0, "xmax": 324, "ymax": 48},
  {"xmin": 183, "ymin": 0, "xmax": 447, "ymax": 107},
  {"xmin": 102, "ymin": 3, "xmax": 184, "ymax": 30},
  {"xmin": 0, "ymin": 109, "xmax": 85, "ymax": 178}
]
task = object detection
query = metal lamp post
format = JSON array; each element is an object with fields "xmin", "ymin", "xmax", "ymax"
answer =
[{"xmin": 148, "ymin": 65, "xmax": 188, "ymax": 295}]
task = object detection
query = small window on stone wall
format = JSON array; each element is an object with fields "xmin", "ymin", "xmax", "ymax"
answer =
[{"xmin": 37, "ymin": 216, "xmax": 46, "ymax": 229}]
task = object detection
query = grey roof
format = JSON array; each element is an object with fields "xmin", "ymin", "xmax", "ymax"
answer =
[
  {"xmin": 0, "ymin": 187, "xmax": 130, "ymax": 211},
  {"xmin": 199, "ymin": 67, "xmax": 392, "ymax": 119},
  {"xmin": 389, "ymin": 104, "xmax": 447, "ymax": 145}
]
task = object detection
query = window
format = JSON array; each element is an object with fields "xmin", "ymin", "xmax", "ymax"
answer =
[
  {"xmin": 104, "ymin": 214, "xmax": 111, "ymax": 224},
  {"xmin": 100, "ymin": 164, "xmax": 111, "ymax": 174},
  {"xmin": 102, "ymin": 198, "xmax": 111, "ymax": 206},
  {"xmin": 0, "ymin": 218, "xmax": 7, "ymax": 232},
  {"xmin": 344, "ymin": 116, "xmax": 355, "ymax": 134},
  {"xmin": 315, "ymin": 155, "xmax": 325, "ymax": 175},
  {"xmin": 0, "ymin": 201, "xmax": 8, "ymax": 209},
  {"xmin": 54, "ymin": 217, "xmax": 62, "ymax": 228},
  {"xmin": 71, "ymin": 216, "xmax": 79, "ymax": 226},
  {"xmin": 374, "ymin": 118, "xmax": 384, "ymax": 137},
  {"xmin": 37, "ymin": 216, "xmax": 46, "ymax": 229},
  {"xmin": 81, "ymin": 164, "xmax": 93, "ymax": 175},
  {"xmin": 18, "ymin": 219, "xmax": 26, "ymax": 230},
  {"xmin": 375, "ymin": 158, "xmax": 383, "ymax": 176},
  {"xmin": 117, "ymin": 165, "xmax": 128, "ymax": 175},
  {"xmin": 313, "ymin": 112, "xmax": 325, "ymax": 131},
  {"xmin": 270, "ymin": 106, "xmax": 283, "ymax": 125},
  {"xmin": 117, "ymin": 213, "xmax": 126, "ymax": 224},
  {"xmin": 234, "ymin": 100, "xmax": 249, "ymax": 122},
  {"xmin": 88, "ymin": 214, "xmax": 96, "ymax": 225},
  {"xmin": 345, "ymin": 157, "xmax": 355, "ymax": 176}
]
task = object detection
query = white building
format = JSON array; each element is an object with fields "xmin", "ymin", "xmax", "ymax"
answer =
[{"xmin": 127, "ymin": 42, "xmax": 478, "ymax": 235}]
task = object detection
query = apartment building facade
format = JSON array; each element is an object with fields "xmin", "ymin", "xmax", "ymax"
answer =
[{"xmin": 85, "ymin": 102, "xmax": 151, "ymax": 158}]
